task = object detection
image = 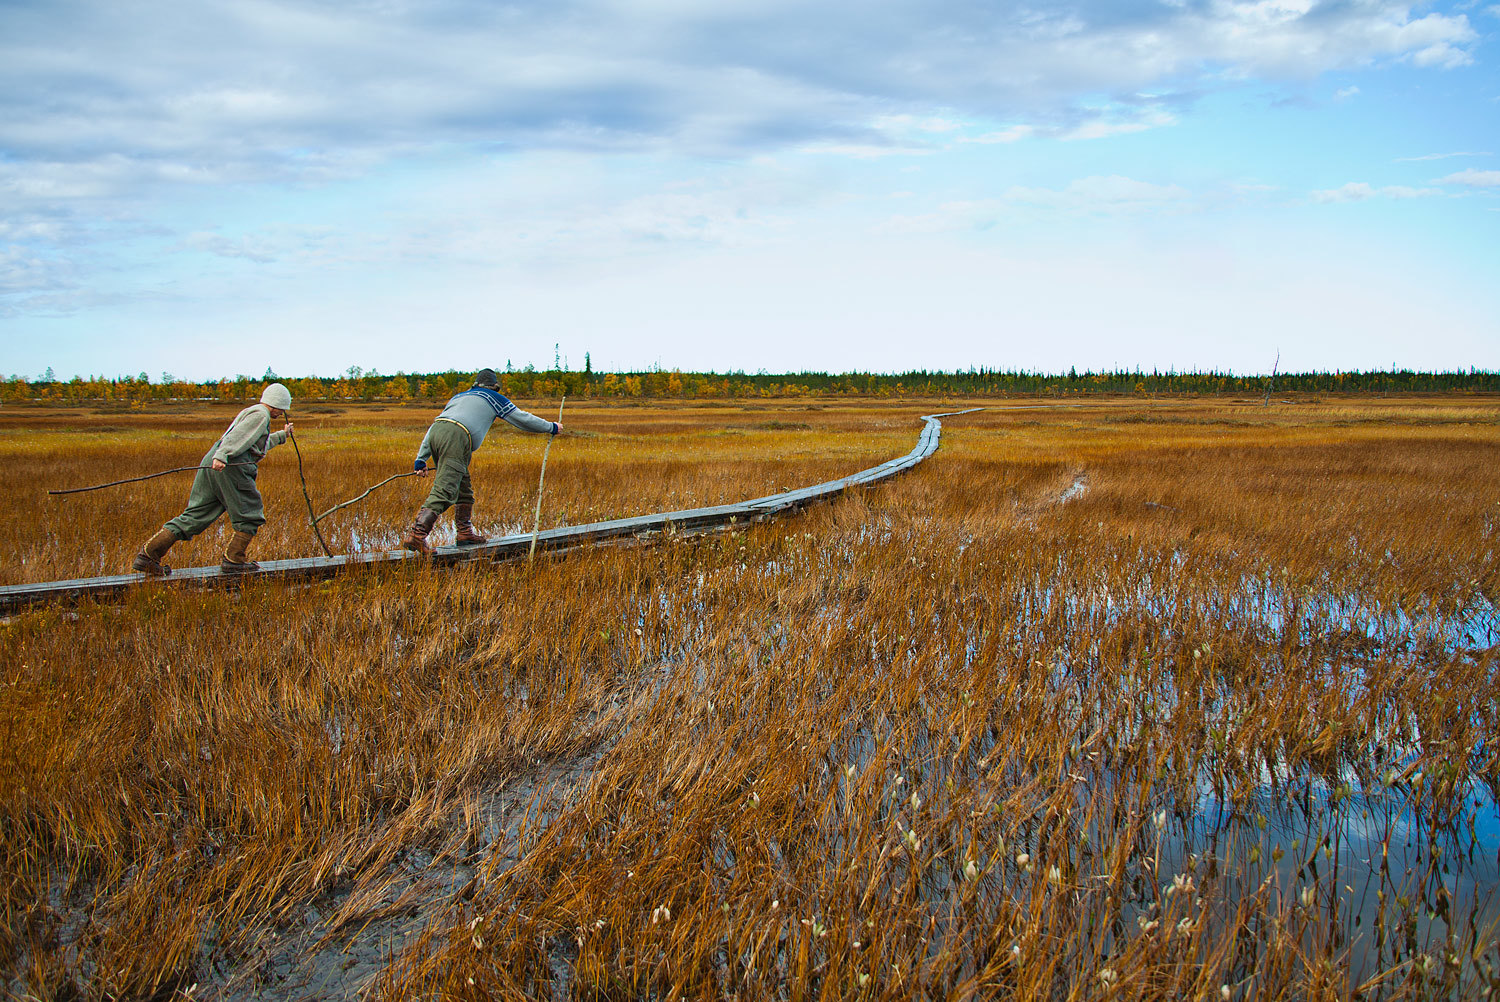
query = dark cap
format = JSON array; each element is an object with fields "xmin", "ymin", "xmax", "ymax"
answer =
[{"xmin": 474, "ymin": 368, "xmax": 498, "ymax": 388}]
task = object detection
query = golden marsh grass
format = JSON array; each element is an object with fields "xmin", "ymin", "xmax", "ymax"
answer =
[{"xmin": 1, "ymin": 395, "xmax": 1497, "ymax": 999}]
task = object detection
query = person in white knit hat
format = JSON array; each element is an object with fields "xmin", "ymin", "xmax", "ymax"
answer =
[{"xmin": 130, "ymin": 382, "xmax": 295, "ymax": 575}]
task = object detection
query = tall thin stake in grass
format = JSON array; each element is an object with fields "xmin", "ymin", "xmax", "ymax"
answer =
[
  {"xmin": 530, "ymin": 395, "xmax": 566, "ymax": 564},
  {"xmin": 288, "ymin": 430, "xmax": 333, "ymax": 557}
]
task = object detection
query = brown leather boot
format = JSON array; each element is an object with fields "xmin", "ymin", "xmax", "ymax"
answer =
[
  {"xmin": 454, "ymin": 504, "xmax": 487, "ymax": 546},
  {"xmin": 220, "ymin": 530, "xmax": 259, "ymax": 573},
  {"xmin": 131, "ymin": 527, "xmax": 178, "ymax": 576},
  {"xmin": 402, "ymin": 508, "xmax": 439, "ymax": 555}
]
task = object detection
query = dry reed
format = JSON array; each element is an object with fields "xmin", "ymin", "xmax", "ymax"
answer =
[{"xmin": 1, "ymin": 395, "xmax": 1496, "ymax": 1000}]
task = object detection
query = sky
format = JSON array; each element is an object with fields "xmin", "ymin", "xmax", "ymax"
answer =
[{"xmin": 1, "ymin": 0, "xmax": 1497, "ymax": 381}]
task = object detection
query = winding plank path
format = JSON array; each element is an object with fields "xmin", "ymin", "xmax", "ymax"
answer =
[{"xmin": 1, "ymin": 409, "xmax": 982, "ymax": 613}]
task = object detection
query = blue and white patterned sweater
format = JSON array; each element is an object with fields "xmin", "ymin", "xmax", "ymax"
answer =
[{"xmin": 414, "ymin": 387, "xmax": 556, "ymax": 469}]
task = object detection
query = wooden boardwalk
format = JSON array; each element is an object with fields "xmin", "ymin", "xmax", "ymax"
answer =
[{"xmin": 0, "ymin": 409, "xmax": 981, "ymax": 613}]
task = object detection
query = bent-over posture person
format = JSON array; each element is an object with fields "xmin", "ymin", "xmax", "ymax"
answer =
[
  {"xmin": 130, "ymin": 383, "xmax": 295, "ymax": 576},
  {"xmin": 402, "ymin": 368, "xmax": 560, "ymax": 554}
]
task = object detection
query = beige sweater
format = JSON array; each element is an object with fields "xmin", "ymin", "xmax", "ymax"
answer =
[{"xmin": 212, "ymin": 403, "xmax": 288, "ymax": 464}]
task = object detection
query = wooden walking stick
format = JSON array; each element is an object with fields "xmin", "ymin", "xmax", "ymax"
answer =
[
  {"xmin": 48, "ymin": 462, "xmax": 255, "ymax": 495},
  {"xmin": 529, "ymin": 396, "xmax": 566, "ymax": 564},
  {"xmin": 313, "ymin": 471, "xmax": 420, "ymax": 526},
  {"xmin": 288, "ymin": 429, "xmax": 333, "ymax": 558}
]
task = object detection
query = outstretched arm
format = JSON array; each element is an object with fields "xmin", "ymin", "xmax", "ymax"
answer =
[{"xmin": 503, "ymin": 407, "xmax": 559, "ymax": 436}]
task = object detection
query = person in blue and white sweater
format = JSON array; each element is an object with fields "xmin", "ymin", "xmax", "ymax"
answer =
[{"xmin": 401, "ymin": 368, "xmax": 560, "ymax": 554}]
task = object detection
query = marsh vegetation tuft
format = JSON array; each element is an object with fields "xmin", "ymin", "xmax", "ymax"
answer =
[{"xmin": 1, "ymin": 396, "xmax": 1497, "ymax": 999}]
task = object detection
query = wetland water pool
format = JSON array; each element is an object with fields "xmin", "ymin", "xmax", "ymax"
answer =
[{"xmin": 587, "ymin": 530, "xmax": 1500, "ymax": 994}]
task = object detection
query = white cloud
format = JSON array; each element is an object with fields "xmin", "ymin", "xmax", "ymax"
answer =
[
  {"xmin": 1063, "ymin": 110, "xmax": 1180, "ymax": 140},
  {"xmin": 795, "ymin": 141, "xmax": 937, "ymax": 159},
  {"xmin": 1310, "ymin": 182, "xmax": 1441, "ymax": 202},
  {"xmin": 0, "ymin": 246, "xmax": 76, "ymax": 296},
  {"xmin": 967, "ymin": 108, "xmax": 1178, "ymax": 144},
  {"xmin": 0, "ymin": 0, "xmax": 1478, "ymax": 204},
  {"xmin": 1184, "ymin": 1, "xmax": 1474, "ymax": 75},
  {"xmin": 1005, "ymin": 175, "xmax": 1193, "ymax": 210},
  {"xmin": 305, "ymin": 156, "xmax": 822, "ymax": 275},
  {"xmin": 1334, "ymin": 86, "xmax": 1360, "ymax": 101},
  {"xmin": 1436, "ymin": 169, "xmax": 1500, "ymax": 186},
  {"xmin": 968, "ymin": 124, "xmax": 1037, "ymax": 144},
  {"xmin": 182, "ymin": 232, "xmax": 281, "ymax": 264},
  {"xmin": 881, "ymin": 174, "xmax": 1194, "ymax": 231},
  {"xmin": 1396, "ymin": 151, "xmax": 1493, "ymax": 161},
  {"xmin": 0, "ymin": 0, "xmax": 1487, "ymax": 329},
  {"xmin": 878, "ymin": 199, "xmax": 1010, "ymax": 234},
  {"xmin": 870, "ymin": 114, "xmax": 964, "ymax": 135},
  {"xmin": 1411, "ymin": 41, "xmax": 1472, "ymax": 69}
]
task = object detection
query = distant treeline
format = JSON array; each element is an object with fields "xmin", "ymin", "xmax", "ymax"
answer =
[{"xmin": 4, "ymin": 366, "xmax": 1497, "ymax": 404}]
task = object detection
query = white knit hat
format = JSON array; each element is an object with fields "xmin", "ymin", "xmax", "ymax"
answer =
[{"xmin": 260, "ymin": 382, "xmax": 292, "ymax": 410}]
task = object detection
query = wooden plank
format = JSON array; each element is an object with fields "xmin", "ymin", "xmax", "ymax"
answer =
[{"xmin": 0, "ymin": 410, "xmax": 980, "ymax": 613}]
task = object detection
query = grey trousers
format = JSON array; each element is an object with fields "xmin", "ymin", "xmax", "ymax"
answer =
[{"xmin": 164, "ymin": 445, "xmax": 265, "ymax": 540}]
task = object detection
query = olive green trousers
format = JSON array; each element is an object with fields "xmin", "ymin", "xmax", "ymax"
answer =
[
  {"xmin": 421, "ymin": 419, "xmax": 476, "ymax": 514},
  {"xmin": 164, "ymin": 445, "xmax": 265, "ymax": 540}
]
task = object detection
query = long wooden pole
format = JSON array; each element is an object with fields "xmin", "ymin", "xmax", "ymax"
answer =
[
  {"xmin": 288, "ymin": 430, "xmax": 333, "ymax": 557},
  {"xmin": 48, "ymin": 462, "xmax": 255, "ymax": 496},
  {"xmin": 529, "ymin": 396, "xmax": 566, "ymax": 564},
  {"xmin": 312, "ymin": 471, "xmax": 420, "ymax": 525}
]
